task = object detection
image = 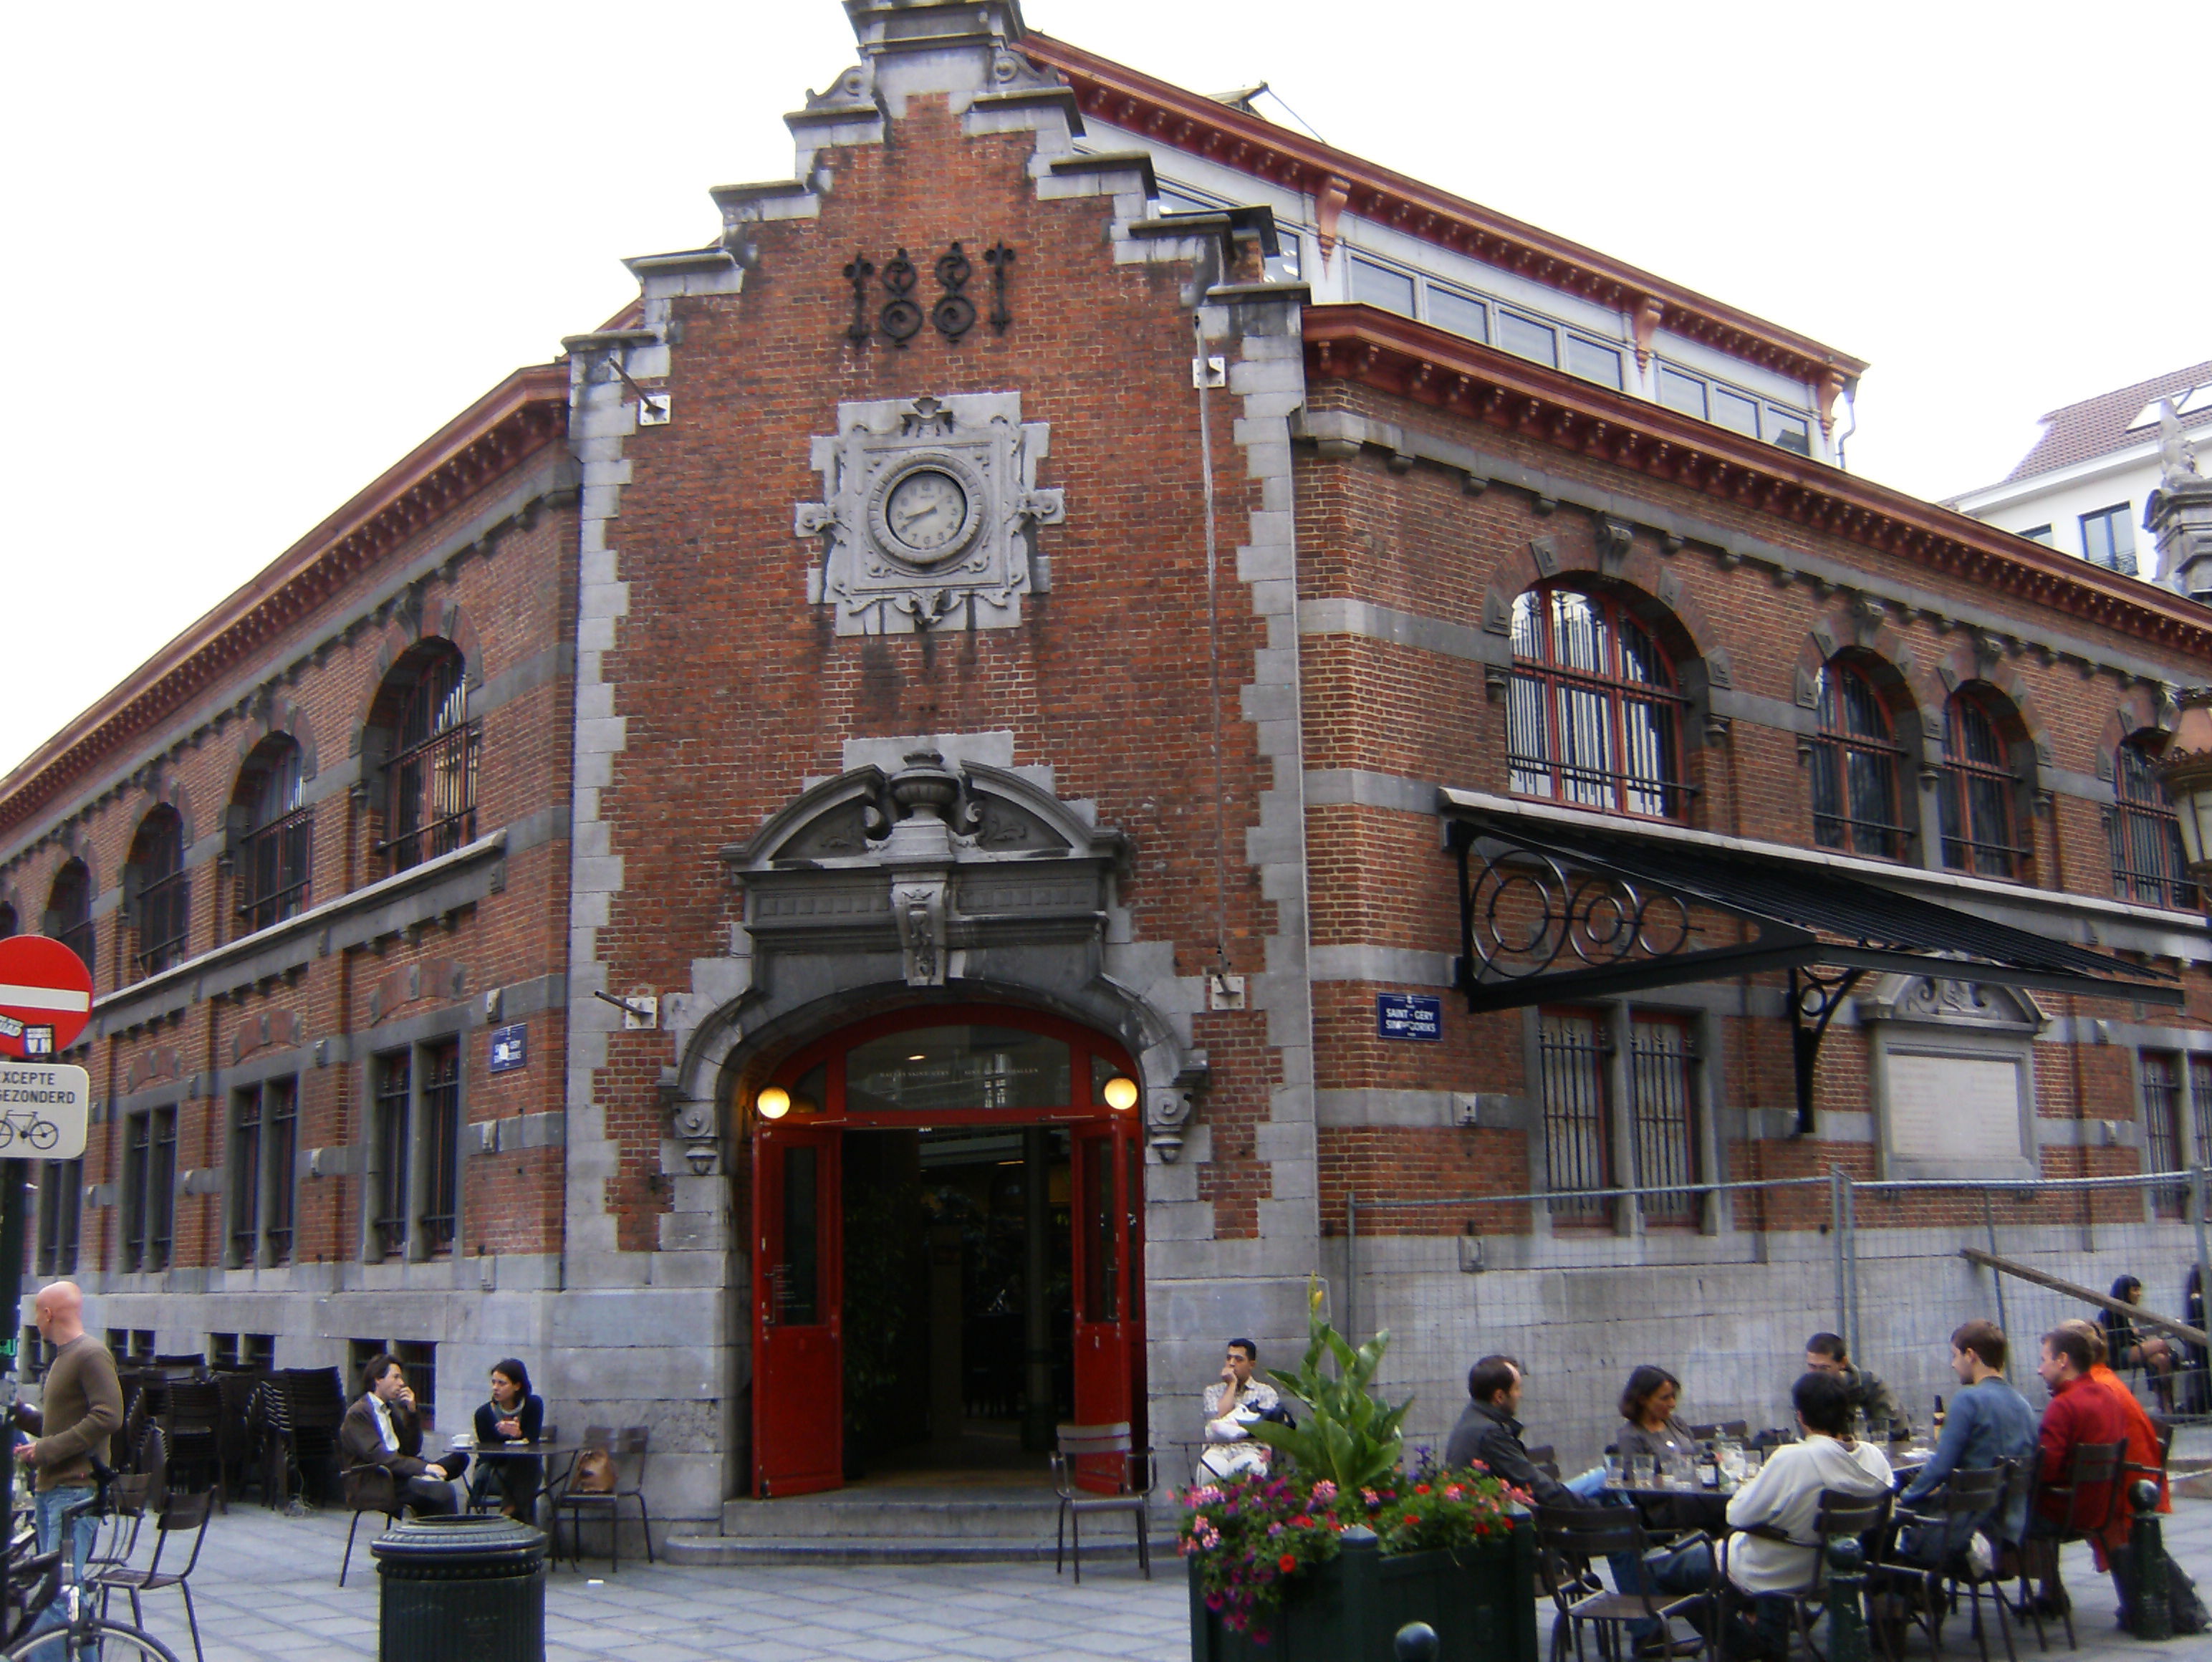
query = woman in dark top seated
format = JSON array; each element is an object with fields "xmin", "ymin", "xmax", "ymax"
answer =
[
  {"xmin": 2102, "ymin": 1275, "xmax": 2175, "ymax": 1412},
  {"xmin": 473, "ymin": 1358, "xmax": 546, "ymax": 1518},
  {"xmin": 1612, "ymin": 1365, "xmax": 1701, "ymax": 1470}
]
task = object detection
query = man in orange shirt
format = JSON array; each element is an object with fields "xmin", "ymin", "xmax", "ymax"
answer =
[{"xmin": 2059, "ymin": 1319, "xmax": 2166, "ymax": 1521}]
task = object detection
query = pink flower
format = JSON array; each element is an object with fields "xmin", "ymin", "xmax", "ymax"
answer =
[{"xmin": 1309, "ymin": 1479, "xmax": 1338, "ymax": 1503}]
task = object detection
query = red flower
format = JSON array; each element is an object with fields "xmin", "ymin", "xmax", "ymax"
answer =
[
  {"xmin": 1404, "ymin": 1514, "xmax": 1421, "ymax": 1527},
  {"xmin": 1415, "ymin": 1484, "xmax": 1431, "ymax": 1495},
  {"xmin": 1279, "ymin": 1552, "xmax": 1298, "ymax": 1574}
]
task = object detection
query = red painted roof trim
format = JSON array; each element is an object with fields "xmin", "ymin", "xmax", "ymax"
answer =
[
  {"xmin": 1304, "ymin": 304, "xmax": 2212, "ymax": 656},
  {"xmin": 0, "ymin": 362, "xmax": 571, "ymax": 840},
  {"xmin": 1023, "ymin": 32, "xmax": 1867, "ymax": 390}
]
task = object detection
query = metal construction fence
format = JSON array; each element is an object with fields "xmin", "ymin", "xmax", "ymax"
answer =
[{"xmin": 1340, "ymin": 1168, "xmax": 2212, "ymax": 1454}]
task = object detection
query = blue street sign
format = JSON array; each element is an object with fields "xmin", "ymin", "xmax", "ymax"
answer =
[
  {"xmin": 489, "ymin": 1022, "xmax": 528, "ymax": 1073},
  {"xmin": 1375, "ymin": 993, "xmax": 1442, "ymax": 1042}
]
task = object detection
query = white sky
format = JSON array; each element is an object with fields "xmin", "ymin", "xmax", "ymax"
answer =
[{"xmin": 1, "ymin": 1, "xmax": 2202, "ymax": 779}]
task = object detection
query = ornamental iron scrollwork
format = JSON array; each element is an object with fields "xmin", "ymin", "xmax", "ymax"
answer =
[
  {"xmin": 985, "ymin": 242, "xmax": 1016, "ymax": 334},
  {"xmin": 842, "ymin": 253, "xmax": 875, "ymax": 346},
  {"xmin": 933, "ymin": 242, "xmax": 976, "ymax": 342},
  {"xmin": 880, "ymin": 249, "xmax": 923, "ymax": 346},
  {"xmin": 1462, "ymin": 847, "xmax": 1691, "ymax": 983}
]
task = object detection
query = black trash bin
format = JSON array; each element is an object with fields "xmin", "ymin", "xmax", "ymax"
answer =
[{"xmin": 371, "ymin": 1512, "xmax": 547, "ymax": 1662}]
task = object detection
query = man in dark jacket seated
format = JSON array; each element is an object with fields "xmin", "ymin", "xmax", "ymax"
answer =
[
  {"xmin": 1446, "ymin": 1355, "xmax": 1706, "ymax": 1657},
  {"xmin": 339, "ymin": 1353, "xmax": 470, "ymax": 1516}
]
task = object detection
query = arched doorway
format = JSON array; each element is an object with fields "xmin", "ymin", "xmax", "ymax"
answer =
[{"xmin": 749, "ymin": 1004, "xmax": 1143, "ymax": 1497}]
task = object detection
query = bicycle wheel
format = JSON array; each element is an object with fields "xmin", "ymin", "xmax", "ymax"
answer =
[
  {"xmin": 24, "ymin": 1123, "xmax": 55, "ymax": 1152},
  {"xmin": 0, "ymin": 1122, "xmax": 14, "ymax": 1150},
  {"xmin": 6, "ymin": 1616, "xmax": 183, "ymax": 1661}
]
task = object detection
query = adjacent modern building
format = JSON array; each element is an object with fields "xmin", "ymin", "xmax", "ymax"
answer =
[
  {"xmin": 1952, "ymin": 362, "xmax": 2212, "ymax": 589},
  {"xmin": 4, "ymin": 0, "xmax": 2210, "ymax": 1543}
]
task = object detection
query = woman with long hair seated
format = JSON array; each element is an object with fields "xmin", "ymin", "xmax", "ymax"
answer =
[
  {"xmin": 1613, "ymin": 1364, "xmax": 1700, "ymax": 1470},
  {"xmin": 2102, "ymin": 1275, "xmax": 2175, "ymax": 1413}
]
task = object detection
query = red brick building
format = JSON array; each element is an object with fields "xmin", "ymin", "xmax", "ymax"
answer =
[{"xmin": 4, "ymin": 0, "xmax": 2207, "ymax": 1534}]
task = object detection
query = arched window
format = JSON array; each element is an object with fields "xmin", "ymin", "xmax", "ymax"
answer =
[
  {"xmin": 1807, "ymin": 660, "xmax": 1908, "ymax": 860},
  {"xmin": 375, "ymin": 645, "xmax": 479, "ymax": 874},
  {"xmin": 234, "ymin": 737, "xmax": 312, "ymax": 933},
  {"xmin": 1938, "ymin": 690, "xmax": 2024, "ymax": 878},
  {"xmin": 44, "ymin": 861, "xmax": 93, "ymax": 978},
  {"xmin": 2110, "ymin": 736, "xmax": 2195, "ymax": 908},
  {"xmin": 126, "ymin": 808, "xmax": 190, "ymax": 977},
  {"xmin": 1507, "ymin": 585, "xmax": 1686, "ymax": 820}
]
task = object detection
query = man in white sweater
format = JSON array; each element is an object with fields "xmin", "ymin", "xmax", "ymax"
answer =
[{"xmin": 1721, "ymin": 1370, "xmax": 1892, "ymax": 1658}]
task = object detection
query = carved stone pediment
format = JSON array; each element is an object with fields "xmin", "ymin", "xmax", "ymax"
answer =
[
  {"xmin": 1855, "ymin": 975, "xmax": 2046, "ymax": 1034},
  {"xmin": 725, "ymin": 751, "xmax": 1125, "ymax": 989}
]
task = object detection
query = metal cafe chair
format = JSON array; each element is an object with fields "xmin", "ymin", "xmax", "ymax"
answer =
[
  {"xmin": 1715, "ymin": 1487, "xmax": 1891, "ymax": 1662},
  {"xmin": 1877, "ymin": 1464, "xmax": 2012, "ymax": 1661},
  {"xmin": 92, "ymin": 1484, "xmax": 215, "ymax": 1662},
  {"xmin": 550, "ymin": 1426, "xmax": 655, "ymax": 1572},
  {"xmin": 1049, "ymin": 1422, "xmax": 1156, "ymax": 1585},
  {"xmin": 2014, "ymin": 1439, "xmax": 2126, "ymax": 1652},
  {"xmin": 1534, "ymin": 1501, "xmax": 1713, "ymax": 1662}
]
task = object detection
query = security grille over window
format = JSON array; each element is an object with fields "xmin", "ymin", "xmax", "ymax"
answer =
[
  {"xmin": 266, "ymin": 1079, "xmax": 297, "ymax": 1264},
  {"xmin": 0, "ymin": 904, "xmax": 15, "ymax": 939},
  {"xmin": 229, "ymin": 1077, "xmax": 297, "ymax": 1269},
  {"xmin": 2141, "ymin": 1052, "xmax": 2187, "ymax": 1219},
  {"xmin": 2110, "ymin": 739, "xmax": 2196, "ymax": 909},
  {"xmin": 231, "ymin": 1088, "xmax": 261, "ymax": 1269},
  {"xmin": 1807, "ymin": 661, "xmax": 1909, "ymax": 860},
  {"xmin": 1937, "ymin": 691, "xmax": 2024, "ymax": 879},
  {"xmin": 417, "ymin": 1041, "xmax": 461, "ymax": 1257},
  {"xmin": 1629, "ymin": 1017, "xmax": 1698, "ymax": 1224},
  {"xmin": 129, "ymin": 810, "xmax": 190, "ymax": 978},
  {"xmin": 45, "ymin": 862, "xmax": 93, "ymax": 979},
  {"xmin": 236, "ymin": 741, "xmax": 312, "ymax": 933},
  {"xmin": 2193, "ymin": 1057, "xmax": 2212, "ymax": 1173},
  {"xmin": 122, "ymin": 1107, "xmax": 178, "ymax": 1274},
  {"xmin": 1509, "ymin": 586, "xmax": 1686, "ymax": 820},
  {"xmin": 382, "ymin": 648, "xmax": 478, "ymax": 874},
  {"xmin": 373, "ymin": 1052, "xmax": 412, "ymax": 1259},
  {"xmin": 35, "ymin": 1160, "xmax": 80, "ymax": 1278},
  {"xmin": 1537, "ymin": 1009, "xmax": 1612, "ymax": 1221}
]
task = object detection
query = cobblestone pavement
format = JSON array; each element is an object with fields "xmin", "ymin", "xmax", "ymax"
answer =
[{"xmin": 71, "ymin": 1495, "xmax": 2212, "ymax": 1661}]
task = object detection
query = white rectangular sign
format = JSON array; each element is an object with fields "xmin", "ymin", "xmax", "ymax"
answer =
[
  {"xmin": 1885, "ymin": 1051, "xmax": 2024, "ymax": 1166},
  {"xmin": 0, "ymin": 1062, "xmax": 90, "ymax": 1160}
]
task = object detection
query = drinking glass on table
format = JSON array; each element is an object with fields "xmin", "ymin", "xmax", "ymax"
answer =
[
  {"xmin": 1626, "ymin": 1454, "xmax": 1654, "ymax": 1488},
  {"xmin": 1604, "ymin": 1453, "xmax": 1625, "ymax": 1489}
]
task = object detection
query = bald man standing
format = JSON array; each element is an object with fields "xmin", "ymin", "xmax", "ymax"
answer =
[{"xmin": 12, "ymin": 1282, "xmax": 121, "ymax": 1637}]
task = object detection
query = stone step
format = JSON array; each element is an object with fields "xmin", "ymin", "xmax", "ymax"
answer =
[
  {"xmin": 719, "ymin": 1485, "xmax": 1174, "ymax": 1541},
  {"xmin": 665, "ymin": 1531, "xmax": 1178, "ymax": 1566}
]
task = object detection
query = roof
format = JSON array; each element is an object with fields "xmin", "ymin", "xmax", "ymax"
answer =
[
  {"xmin": 1021, "ymin": 32, "xmax": 1866, "ymax": 391},
  {"xmin": 2004, "ymin": 360, "xmax": 2212, "ymax": 483}
]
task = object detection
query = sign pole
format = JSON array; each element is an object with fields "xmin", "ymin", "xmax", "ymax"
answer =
[{"xmin": 0, "ymin": 1160, "xmax": 21, "ymax": 1535}]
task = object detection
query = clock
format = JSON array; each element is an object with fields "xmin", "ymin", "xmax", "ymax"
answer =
[{"xmin": 882, "ymin": 467, "xmax": 971, "ymax": 561}]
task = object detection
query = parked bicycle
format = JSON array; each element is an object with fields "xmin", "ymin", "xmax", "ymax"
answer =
[{"xmin": 2, "ymin": 1464, "xmax": 181, "ymax": 1661}]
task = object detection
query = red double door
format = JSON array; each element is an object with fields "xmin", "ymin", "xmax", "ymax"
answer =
[{"xmin": 754, "ymin": 1120, "xmax": 1141, "ymax": 1497}]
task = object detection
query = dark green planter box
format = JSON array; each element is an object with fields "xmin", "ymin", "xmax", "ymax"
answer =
[{"xmin": 1188, "ymin": 1521, "xmax": 1537, "ymax": 1662}]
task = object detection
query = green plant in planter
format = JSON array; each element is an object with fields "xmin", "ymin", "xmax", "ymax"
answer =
[{"xmin": 1245, "ymin": 1277, "xmax": 1411, "ymax": 1491}]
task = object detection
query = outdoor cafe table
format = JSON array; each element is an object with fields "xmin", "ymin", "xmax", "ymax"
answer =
[
  {"xmin": 1612, "ymin": 1441, "xmax": 1936, "ymax": 1537},
  {"xmin": 462, "ymin": 1439, "xmax": 590, "ymax": 1520}
]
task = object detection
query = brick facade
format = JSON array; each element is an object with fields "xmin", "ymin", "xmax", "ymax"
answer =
[{"xmin": 4, "ymin": 1, "xmax": 2207, "ymax": 1526}]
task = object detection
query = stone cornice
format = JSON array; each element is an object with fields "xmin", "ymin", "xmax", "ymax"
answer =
[
  {"xmin": 0, "ymin": 364, "xmax": 569, "ymax": 839},
  {"xmin": 1302, "ymin": 303, "xmax": 2212, "ymax": 661},
  {"xmin": 1021, "ymin": 32, "xmax": 1865, "ymax": 390}
]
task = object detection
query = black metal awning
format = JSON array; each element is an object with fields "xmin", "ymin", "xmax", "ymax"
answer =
[
  {"xmin": 1446, "ymin": 802, "xmax": 2187, "ymax": 1131},
  {"xmin": 1447, "ymin": 806, "xmax": 2183, "ymax": 1012}
]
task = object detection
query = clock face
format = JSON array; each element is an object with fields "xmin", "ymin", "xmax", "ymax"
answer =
[{"xmin": 884, "ymin": 469, "xmax": 969, "ymax": 557}]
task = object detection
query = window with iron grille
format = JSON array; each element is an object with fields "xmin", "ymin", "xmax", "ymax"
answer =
[
  {"xmin": 382, "ymin": 650, "xmax": 479, "ymax": 875},
  {"xmin": 1509, "ymin": 587, "xmax": 1687, "ymax": 820},
  {"xmin": 266, "ymin": 1078, "xmax": 297, "ymax": 1264},
  {"xmin": 45, "ymin": 861, "xmax": 93, "ymax": 980},
  {"xmin": 1628, "ymin": 1016, "xmax": 1698, "ymax": 1224},
  {"xmin": 2142, "ymin": 1052, "xmax": 2188, "ymax": 1219},
  {"xmin": 0, "ymin": 904, "xmax": 15, "ymax": 939},
  {"xmin": 236, "ymin": 741, "xmax": 312, "ymax": 933},
  {"xmin": 228, "ymin": 1077, "xmax": 298, "ymax": 1268},
  {"xmin": 417, "ymin": 1041, "xmax": 461, "ymax": 1258},
  {"xmin": 1808, "ymin": 661, "xmax": 1910, "ymax": 860},
  {"xmin": 395, "ymin": 1340, "xmax": 439, "ymax": 1430},
  {"xmin": 2110, "ymin": 739, "xmax": 2196, "ymax": 909},
  {"xmin": 2192, "ymin": 1057, "xmax": 2212, "ymax": 1178},
  {"xmin": 34, "ymin": 1160, "xmax": 80, "ymax": 1277},
  {"xmin": 1938, "ymin": 691, "xmax": 2024, "ymax": 878},
  {"xmin": 372, "ymin": 1051, "xmax": 412, "ymax": 1259},
  {"xmin": 128, "ymin": 809, "xmax": 190, "ymax": 978},
  {"xmin": 149, "ymin": 1108, "xmax": 176, "ymax": 1271},
  {"xmin": 121, "ymin": 1113, "xmax": 150, "ymax": 1271},
  {"xmin": 1538, "ymin": 1009, "xmax": 1613, "ymax": 1221}
]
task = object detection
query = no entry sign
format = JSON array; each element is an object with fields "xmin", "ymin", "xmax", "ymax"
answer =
[{"xmin": 0, "ymin": 935, "xmax": 95, "ymax": 1060}]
